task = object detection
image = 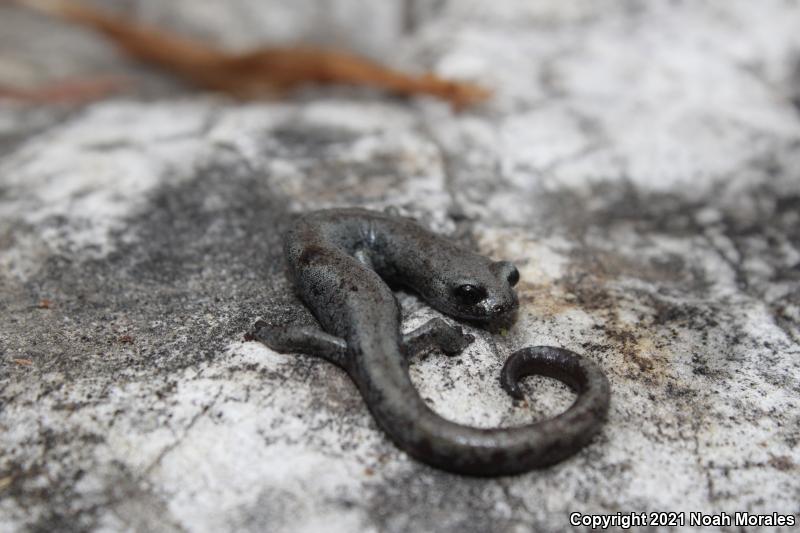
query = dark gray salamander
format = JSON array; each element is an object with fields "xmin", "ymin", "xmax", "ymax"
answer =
[{"xmin": 252, "ymin": 208, "xmax": 610, "ymax": 476}]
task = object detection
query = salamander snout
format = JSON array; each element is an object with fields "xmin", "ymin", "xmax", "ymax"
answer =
[
  {"xmin": 423, "ymin": 255, "xmax": 522, "ymax": 325},
  {"xmin": 485, "ymin": 291, "xmax": 519, "ymax": 319},
  {"xmin": 441, "ymin": 260, "xmax": 520, "ymax": 323},
  {"xmin": 482, "ymin": 261, "xmax": 521, "ymax": 322}
]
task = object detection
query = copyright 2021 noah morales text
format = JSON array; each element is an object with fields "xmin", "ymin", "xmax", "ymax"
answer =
[{"xmin": 569, "ymin": 511, "xmax": 795, "ymax": 529}]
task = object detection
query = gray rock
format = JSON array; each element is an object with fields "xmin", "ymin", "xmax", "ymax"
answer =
[{"xmin": 1, "ymin": 1, "xmax": 799, "ymax": 532}]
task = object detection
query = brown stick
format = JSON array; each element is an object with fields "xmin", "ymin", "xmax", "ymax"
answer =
[{"xmin": 12, "ymin": 0, "xmax": 490, "ymax": 109}]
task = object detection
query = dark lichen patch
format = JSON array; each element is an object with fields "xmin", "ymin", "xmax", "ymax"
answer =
[
  {"xmin": 536, "ymin": 171, "xmax": 799, "ymax": 353},
  {"xmin": 531, "ymin": 179, "xmax": 704, "ymax": 239},
  {"xmin": 299, "ymin": 154, "xmax": 414, "ymax": 203},
  {"xmin": 0, "ymin": 161, "xmax": 317, "ymax": 529},
  {"xmin": 2, "ymin": 429, "xmax": 119, "ymax": 533},
  {"xmin": 567, "ymin": 245, "xmax": 694, "ymax": 287},
  {"xmin": 270, "ymin": 122, "xmax": 362, "ymax": 156},
  {"xmin": 768, "ymin": 454, "xmax": 796, "ymax": 472},
  {"xmin": 647, "ymin": 295, "xmax": 720, "ymax": 330},
  {"xmin": 258, "ymin": 120, "xmax": 425, "ymax": 205},
  {"xmin": 790, "ymin": 56, "xmax": 800, "ymax": 115},
  {"xmin": 554, "ymin": 268, "xmax": 673, "ymax": 383},
  {"xmin": 537, "ymin": 170, "xmax": 799, "ymax": 263},
  {"xmin": 5, "ymin": 163, "xmax": 299, "ymax": 378}
]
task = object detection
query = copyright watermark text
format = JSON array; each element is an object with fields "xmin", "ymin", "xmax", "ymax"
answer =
[{"xmin": 569, "ymin": 512, "xmax": 795, "ymax": 529}]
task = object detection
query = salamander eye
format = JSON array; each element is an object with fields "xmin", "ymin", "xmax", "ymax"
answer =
[
  {"xmin": 494, "ymin": 260, "xmax": 520, "ymax": 287},
  {"xmin": 507, "ymin": 266, "xmax": 519, "ymax": 286},
  {"xmin": 453, "ymin": 284, "xmax": 486, "ymax": 305}
]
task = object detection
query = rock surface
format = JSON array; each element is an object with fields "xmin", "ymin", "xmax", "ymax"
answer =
[{"xmin": 1, "ymin": 1, "xmax": 799, "ymax": 532}]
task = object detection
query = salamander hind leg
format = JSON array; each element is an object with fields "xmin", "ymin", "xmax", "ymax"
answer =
[
  {"xmin": 249, "ymin": 319, "xmax": 347, "ymax": 367},
  {"xmin": 402, "ymin": 318, "xmax": 475, "ymax": 358}
]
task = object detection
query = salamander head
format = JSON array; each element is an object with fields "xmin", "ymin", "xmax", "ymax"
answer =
[{"xmin": 426, "ymin": 257, "xmax": 520, "ymax": 325}]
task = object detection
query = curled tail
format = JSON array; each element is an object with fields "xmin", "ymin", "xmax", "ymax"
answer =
[{"xmin": 358, "ymin": 346, "xmax": 610, "ymax": 476}]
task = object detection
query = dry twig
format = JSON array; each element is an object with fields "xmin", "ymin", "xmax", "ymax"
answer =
[{"xmin": 11, "ymin": 0, "xmax": 490, "ymax": 109}]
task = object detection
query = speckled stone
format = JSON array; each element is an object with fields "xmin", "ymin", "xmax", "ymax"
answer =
[{"xmin": 1, "ymin": 1, "xmax": 799, "ymax": 532}]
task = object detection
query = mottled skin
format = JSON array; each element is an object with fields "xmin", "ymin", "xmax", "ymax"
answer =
[{"xmin": 253, "ymin": 208, "xmax": 610, "ymax": 476}]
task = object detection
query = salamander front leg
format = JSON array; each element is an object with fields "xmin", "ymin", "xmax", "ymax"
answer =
[
  {"xmin": 249, "ymin": 319, "xmax": 347, "ymax": 367},
  {"xmin": 402, "ymin": 318, "xmax": 475, "ymax": 358}
]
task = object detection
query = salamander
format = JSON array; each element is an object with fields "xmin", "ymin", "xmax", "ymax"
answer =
[{"xmin": 252, "ymin": 208, "xmax": 610, "ymax": 476}]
